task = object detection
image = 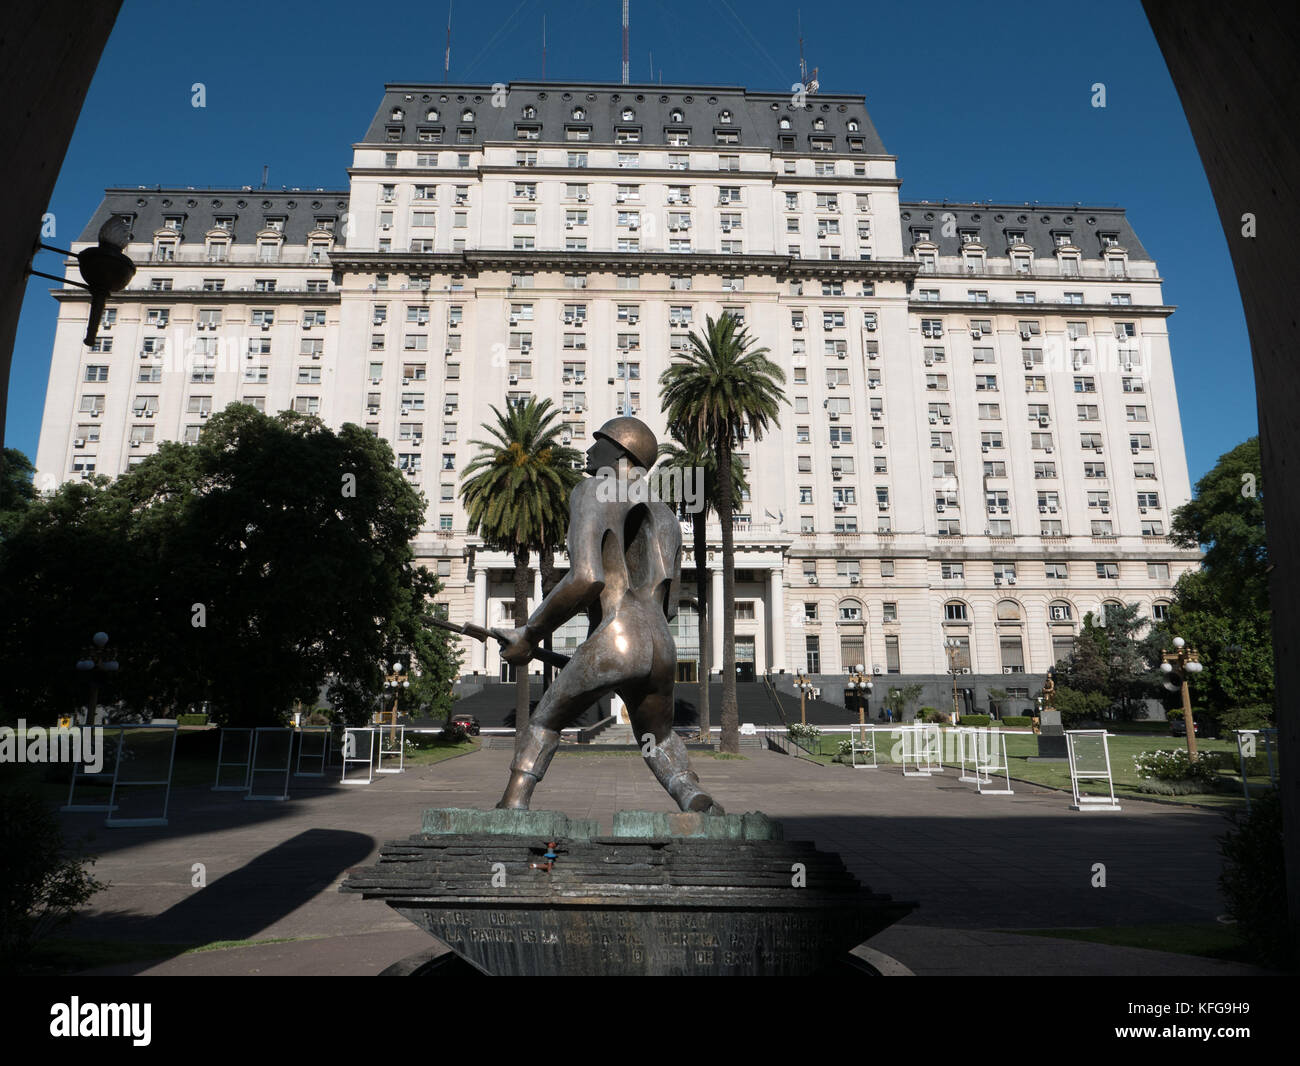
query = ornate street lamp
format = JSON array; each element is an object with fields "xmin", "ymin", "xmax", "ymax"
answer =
[
  {"xmin": 381, "ymin": 660, "xmax": 409, "ymax": 744},
  {"xmin": 74, "ymin": 630, "xmax": 119, "ymax": 725},
  {"xmin": 1161, "ymin": 635, "xmax": 1204, "ymax": 760},
  {"xmin": 845, "ymin": 663, "xmax": 873, "ymax": 725},
  {"xmin": 29, "ymin": 217, "xmax": 136, "ymax": 348},
  {"xmin": 793, "ymin": 671, "xmax": 814, "ymax": 726},
  {"xmin": 943, "ymin": 637, "xmax": 963, "ymax": 723}
]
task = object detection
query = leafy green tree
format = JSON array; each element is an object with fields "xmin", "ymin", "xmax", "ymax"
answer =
[
  {"xmin": 887, "ymin": 683, "xmax": 923, "ymax": 722},
  {"xmin": 0, "ymin": 405, "xmax": 454, "ymax": 727},
  {"xmin": 656, "ymin": 433, "xmax": 747, "ymax": 741},
  {"xmin": 460, "ymin": 397, "xmax": 581, "ymax": 729},
  {"xmin": 1050, "ymin": 684, "xmax": 1112, "ymax": 727},
  {"xmin": 661, "ymin": 314, "xmax": 786, "ymax": 753},
  {"xmin": 1167, "ymin": 437, "xmax": 1272, "ymax": 718},
  {"xmin": 1058, "ymin": 603, "xmax": 1163, "ymax": 719},
  {"xmin": 0, "ymin": 448, "xmax": 37, "ymax": 540}
]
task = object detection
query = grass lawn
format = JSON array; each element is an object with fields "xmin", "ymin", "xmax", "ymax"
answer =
[
  {"xmin": 789, "ymin": 728, "xmax": 1265, "ymax": 809},
  {"xmin": 1006, "ymin": 923, "xmax": 1253, "ymax": 963},
  {"xmin": 404, "ymin": 736, "xmax": 479, "ymax": 766}
]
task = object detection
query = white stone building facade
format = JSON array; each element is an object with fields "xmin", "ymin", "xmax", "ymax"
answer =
[{"xmin": 35, "ymin": 81, "xmax": 1199, "ymax": 701}]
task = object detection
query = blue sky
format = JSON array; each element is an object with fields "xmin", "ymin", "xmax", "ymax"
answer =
[{"xmin": 7, "ymin": 0, "xmax": 1256, "ymax": 484}]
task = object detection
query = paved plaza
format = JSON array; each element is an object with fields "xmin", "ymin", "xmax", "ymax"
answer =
[{"xmin": 61, "ymin": 745, "xmax": 1270, "ymax": 976}]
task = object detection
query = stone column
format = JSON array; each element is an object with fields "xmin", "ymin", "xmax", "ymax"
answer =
[
  {"xmin": 473, "ymin": 567, "xmax": 488, "ymax": 673},
  {"xmin": 768, "ymin": 566, "xmax": 786, "ymax": 673}
]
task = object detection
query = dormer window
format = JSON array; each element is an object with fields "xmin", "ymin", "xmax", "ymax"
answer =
[
  {"xmin": 264, "ymin": 216, "xmax": 286, "ymax": 232},
  {"xmin": 719, "ymin": 109, "xmax": 733, "ymax": 123},
  {"xmin": 391, "ymin": 107, "xmax": 404, "ymax": 120},
  {"xmin": 163, "ymin": 215, "xmax": 184, "ymax": 231},
  {"xmin": 572, "ymin": 107, "xmax": 586, "ymax": 120},
  {"xmin": 812, "ymin": 117, "xmax": 825, "ymax": 130},
  {"xmin": 461, "ymin": 109, "xmax": 474, "ymax": 121},
  {"xmin": 622, "ymin": 107, "xmax": 635, "ymax": 120},
  {"xmin": 959, "ymin": 230, "xmax": 980, "ymax": 244},
  {"xmin": 670, "ymin": 109, "xmax": 684, "ymax": 123},
  {"xmin": 1100, "ymin": 231, "xmax": 1120, "ymax": 247},
  {"xmin": 847, "ymin": 119, "xmax": 860, "ymax": 131},
  {"xmin": 779, "ymin": 116, "xmax": 791, "ymax": 129},
  {"xmin": 426, "ymin": 108, "xmax": 439, "ymax": 121},
  {"xmin": 913, "ymin": 228, "xmax": 931, "ymax": 243},
  {"xmin": 522, "ymin": 105, "xmax": 537, "ymax": 119},
  {"xmin": 1007, "ymin": 230, "xmax": 1026, "ymax": 245},
  {"xmin": 1053, "ymin": 231, "xmax": 1073, "ymax": 247}
]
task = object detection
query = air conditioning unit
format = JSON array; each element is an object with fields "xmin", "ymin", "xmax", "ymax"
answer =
[
  {"xmin": 1131, "ymin": 444, "xmax": 1140, "ymax": 454},
  {"xmin": 1038, "ymin": 505, "xmax": 1047, "ymax": 513},
  {"xmin": 962, "ymin": 668, "xmax": 972, "ymax": 674},
  {"xmin": 561, "ymin": 434, "xmax": 572, "ymax": 444},
  {"xmin": 865, "ymin": 320, "xmax": 877, "ymax": 332},
  {"xmin": 1095, "ymin": 447, "xmax": 1104, "ymax": 455},
  {"xmin": 827, "ymin": 381, "xmax": 836, "ymax": 389},
  {"xmin": 1045, "ymin": 446, "xmax": 1054, "ymax": 454},
  {"xmin": 874, "ymin": 440, "xmax": 884, "ymax": 448},
  {"xmin": 1000, "ymin": 506, "xmax": 1008, "ymax": 513},
  {"xmin": 199, "ymin": 411, "xmax": 209, "ymax": 418},
  {"xmin": 929, "ymin": 415, "xmax": 938, "ymax": 424},
  {"xmin": 577, "ymin": 193, "xmax": 588, "ymax": 202},
  {"xmin": 982, "ymin": 444, "xmax": 990, "ymax": 453},
  {"xmin": 828, "ymin": 411, "xmax": 840, "ymax": 421},
  {"xmin": 936, "ymin": 503, "xmax": 946, "ymax": 513},
  {"xmin": 401, "ymin": 406, "xmax": 411, "ymax": 414},
  {"xmin": 944, "ymin": 445, "xmax": 953, "ymax": 453},
  {"xmin": 444, "ymin": 404, "xmax": 454, "ymax": 415},
  {"xmin": 1101, "ymin": 506, "xmax": 1110, "ymax": 514},
  {"xmin": 849, "ymin": 575, "xmax": 861, "ymax": 585},
  {"xmin": 871, "ymin": 411, "xmax": 881, "ymax": 420},
  {"xmin": 831, "ymin": 441, "xmax": 840, "ymax": 449},
  {"xmin": 994, "ymin": 575, "xmax": 1002, "ymax": 585},
  {"xmin": 368, "ymin": 406, "xmax": 379, "ymax": 415},
  {"xmin": 144, "ymin": 410, "xmax": 156, "ymax": 418},
  {"xmin": 808, "ymin": 575, "xmax": 819, "ymax": 585},
  {"xmin": 509, "ymin": 315, "xmax": 518, "ymax": 325},
  {"xmin": 1039, "ymin": 416, "xmax": 1050, "ymax": 427},
  {"xmin": 1020, "ymin": 330, "xmax": 1032, "ymax": 340},
  {"xmin": 832, "ymin": 470, "xmax": 843, "ymax": 480},
  {"xmin": 834, "ymin": 501, "xmax": 845, "ymax": 511},
  {"xmin": 971, "ymin": 329, "xmax": 982, "ymax": 339},
  {"xmin": 1049, "ymin": 505, "xmax": 1058, "ymax": 513},
  {"xmin": 1139, "ymin": 507, "xmax": 1149, "ymax": 514},
  {"xmin": 942, "ymin": 417, "xmax": 951, "ymax": 425},
  {"xmin": 508, "ymin": 374, "xmax": 518, "ymax": 384}
]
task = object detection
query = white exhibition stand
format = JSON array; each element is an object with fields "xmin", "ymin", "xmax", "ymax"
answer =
[
  {"xmin": 341, "ymin": 726, "xmax": 378, "ymax": 785},
  {"xmin": 294, "ymin": 727, "xmax": 331, "ymax": 778},
  {"xmin": 899, "ymin": 723, "xmax": 943, "ymax": 776},
  {"xmin": 106, "ymin": 723, "xmax": 179, "ymax": 826},
  {"xmin": 245, "ymin": 727, "xmax": 292, "ymax": 801},
  {"xmin": 848, "ymin": 724, "xmax": 877, "ymax": 769},
  {"xmin": 62, "ymin": 725, "xmax": 120, "ymax": 813},
  {"xmin": 1065, "ymin": 729, "xmax": 1121, "ymax": 811},
  {"xmin": 212, "ymin": 727, "xmax": 253, "ymax": 791},
  {"xmin": 1233, "ymin": 728, "xmax": 1279, "ymax": 811},
  {"xmin": 969, "ymin": 728, "xmax": 1014, "ymax": 796},
  {"xmin": 376, "ymin": 723, "xmax": 406, "ymax": 774}
]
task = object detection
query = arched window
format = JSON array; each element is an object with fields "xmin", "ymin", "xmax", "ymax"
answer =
[
  {"xmin": 426, "ymin": 108, "xmax": 439, "ymax": 121},
  {"xmin": 1152, "ymin": 600, "xmax": 1171, "ymax": 624},
  {"xmin": 847, "ymin": 119, "xmax": 860, "ymax": 131},
  {"xmin": 572, "ymin": 107, "xmax": 586, "ymax": 120},
  {"xmin": 391, "ymin": 107, "xmax": 405, "ymax": 120},
  {"xmin": 461, "ymin": 108, "xmax": 474, "ymax": 121},
  {"xmin": 779, "ymin": 116, "xmax": 791, "ymax": 129},
  {"xmin": 996, "ymin": 599, "xmax": 1022, "ymax": 621},
  {"xmin": 522, "ymin": 105, "xmax": 536, "ymax": 119},
  {"xmin": 622, "ymin": 107, "xmax": 635, "ymax": 120},
  {"xmin": 813, "ymin": 117, "xmax": 825, "ymax": 130},
  {"xmin": 838, "ymin": 598, "xmax": 863, "ymax": 621},
  {"xmin": 944, "ymin": 600, "xmax": 968, "ymax": 622},
  {"xmin": 719, "ymin": 109, "xmax": 733, "ymax": 123},
  {"xmin": 1048, "ymin": 599, "xmax": 1074, "ymax": 623},
  {"xmin": 670, "ymin": 109, "xmax": 684, "ymax": 123}
]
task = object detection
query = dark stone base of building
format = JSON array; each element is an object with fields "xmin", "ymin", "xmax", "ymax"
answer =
[{"xmin": 342, "ymin": 808, "xmax": 916, "ymax": 976}]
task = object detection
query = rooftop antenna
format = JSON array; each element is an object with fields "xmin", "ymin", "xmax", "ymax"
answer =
[
  {"xmin": 260, "ymin": 164, "xmax": 268, "ymax": 189},
  {"xmin": 542, "ymin": 15, "xmax": 546, "ymax": 81},
  {"xmin": 444, "ymin": 0, "xmax": 452, "ymax": 83},
  {"xmin": 622, "ymin": 0, "xmax": 630, "ymax": 85},
  {"xmin": 798, "ymin": 9, "xmax": 806, "ymax": 86}
]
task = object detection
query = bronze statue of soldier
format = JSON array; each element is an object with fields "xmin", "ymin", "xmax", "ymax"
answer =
[{"xmin": 493, "ymin": 416, "xmax": 723, "ymax": 815}]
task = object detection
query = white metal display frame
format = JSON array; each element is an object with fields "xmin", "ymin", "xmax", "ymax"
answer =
[
  {"xmin": 899, "ymin": 724, "xmax": 943, "ymax": 777},
  {"xmin": 376, "ymin": 724, "xmax": 406, "ymax": 774},
  {"xmin": 341, "ymin": 726, "xmax": 377, "ymax": 785},
  {"xmin": 1233, "ymin": 728, "xmax": 1279, "ymax": 811},
  {"xmin": 971, "ymin": 728, "xmax": 1015, "ymax": 796},
  {"xmin": 294, "ymin": 727, "xmax": 331, "ymax": 778},
  {"xmin": 62, "ymin": 724, "xmax": 121, "ymax": 813},
  {"xmin": 956, "ymin": 727, "xmax": 979, "ymax": 783},
  {"xmin": 244, "ymin": 727, "xmax": 293, "ymax": 801},
  {"xmin": 212, "ymin": 727, "xmax": 254, "ymax": 791},
  {"xmin": 1065, "ymin": 729, "xmax": 1121, "ymax": 811},
  {"xmin": 848, "ymin": 724, "xmax": 877, "ymax": 769},
  {"xmin": 106, "ymin": 723, "xmax": 179, "ymax": 827}
]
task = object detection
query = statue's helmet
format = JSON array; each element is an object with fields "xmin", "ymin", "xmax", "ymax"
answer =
[{"xmin": 593, "ymin": 416, "xmax": 658, "ymax": 471}]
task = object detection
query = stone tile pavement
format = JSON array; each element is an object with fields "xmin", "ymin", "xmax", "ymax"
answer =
[{"xmin": 61, "ymin": 745, "xmax": 1273, "ymax": 976}]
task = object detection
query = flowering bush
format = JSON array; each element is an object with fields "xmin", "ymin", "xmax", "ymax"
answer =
[
  {"xmin": 786, "ymin": 722, "xmax": 821, "ymax": 741},
  {"xmin": 1133, "ymin": 748, "xmax": 1220, "ymax": 784}
]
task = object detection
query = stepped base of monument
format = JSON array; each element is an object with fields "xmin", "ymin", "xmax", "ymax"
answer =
[{"xmin": 342, "ymin": 808, "xmax": 916, "ymax": 976}]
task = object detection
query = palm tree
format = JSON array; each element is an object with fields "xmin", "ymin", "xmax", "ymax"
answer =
[
  {"xmin": 460, "ymin": 396, "xmax": 581, "ymax": 730},
  {"xmin": 660, "ymin": 313, "xmax": 786, "ymax": 753},
  {"xmin": 657, "ymin": 433, "xmax": 747, "ymax": 746}
]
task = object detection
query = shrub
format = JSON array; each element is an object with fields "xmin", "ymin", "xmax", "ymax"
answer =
[
  {"xmin": 787, "ymin": 722, "xmax": 821, "ymax": 740},
  {"xmin": 439, "ymin": 722, "xmax": 468, "ymax": 743},
  {"xmin": 957, "ymin": 714, "xmax": 991, "ymax": 727},
  {"xmin": 1132, "ymin": 748, "xmax": 1221, "ymax": 785},
  {"xmin": 836, "ymin": 738, "xmax": 854, "ymax": 756},
  {"xmin": 0, "ymin": 790, "xmax": 105, "ymax": 967},
  {"xmin": 1219, "ymin": 791, "xmax": 1291, "ymax": 968},
  {"xmin": 1218, "ymin": 705, "xmax": 1274, "ymax": 732},
  {"xmin": 1001, "ymin": 716, "xmax": 1031, "ymax": 728}
]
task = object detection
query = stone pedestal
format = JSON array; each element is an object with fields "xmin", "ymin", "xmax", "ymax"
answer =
[
  {"xmin": 341, "ymin": 808, "xmax": 915, "ymax": 976},
  {"xmin": 1029, "ymin": 708, "xmax": 1068, "ymax": 761}
]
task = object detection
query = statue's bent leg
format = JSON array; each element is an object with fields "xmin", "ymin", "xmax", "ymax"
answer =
[
  {"xmin": 496, "ymin": 633, "xmax": 629, "ymax": 810},
  {"xmin": 628, "ymin": 689, "xmax": 725, "ymax": 815}
]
